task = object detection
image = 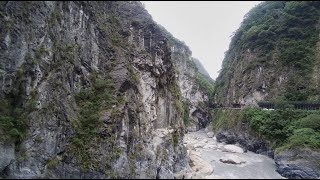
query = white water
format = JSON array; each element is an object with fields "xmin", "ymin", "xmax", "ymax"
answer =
[{"xmin": 184, "ymin": 129, "xmax": 286, "ymax": 179}]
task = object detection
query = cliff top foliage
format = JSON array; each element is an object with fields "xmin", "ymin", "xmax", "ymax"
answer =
[{"xmin": 215, "ymin": 1, "xmax": 320, "ymax": 101}]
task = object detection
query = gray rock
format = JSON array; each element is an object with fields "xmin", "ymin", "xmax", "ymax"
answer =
[
  {"xmin": 0, "ymin": 142, "xmax": 14, "ymax": 173},
  {"xmin": 206, "ymin": 132, "xmax": 214, "ymax": 138},
  {"xmin": 216, "ymin": 130, "xmax": 274, "ymax": 158},
  {"xmin": 188, "ymin": 150, "xmax": 214, "ymax": 177},
  {"xmin": 0, "ymin": 1, "xmax": 195, "ymax": 179},
  {"xmin": 187, "ymin": 126, "xmax": 197, "ymax": 133},
  {"xmin": 219, "ymin": 154, "xmax": 246, "ymax": 165},
  {"xmin": 222, "ymin": 144, "xmax": 244, "ymax": 153},
  {"xmin": 275, "ymin": 148, "xmax": 320, "ymax": 179}
]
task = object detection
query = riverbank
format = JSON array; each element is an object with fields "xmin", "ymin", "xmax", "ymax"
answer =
[{"xmin": 181, "ymin": 129, "xmax": 285, "ymax": 179}]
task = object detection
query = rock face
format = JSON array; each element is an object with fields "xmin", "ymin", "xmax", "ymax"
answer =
[
  {"xmin": 214, "ymin": 1, "xmax": 320, "ymax": 106},
  {"xmin": 0, "ymin": 1, "xmax": 212, "ymax": 178},
  {"xmin": 174, "ymin": 54, "xmax": 214, "ymax": 130},
  {"xmin": 275, "ymin": 148, "xmax": 320, "ymax": 179},
  {"xmin": 0, "ymin": 142, "xmax": 14, "ymax": 174},
  {"xmin": 212, "ymin": 2, "xmax": 320, "ymax": 179}
]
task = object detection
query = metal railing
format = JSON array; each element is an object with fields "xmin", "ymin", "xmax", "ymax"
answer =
[
  {"xmin": 210, "ymin": 101, "xmax": 320, "ymax": 110},
  {"xmin": 258, "ymin": 101, "xmax": 320, "ymax": 110}
]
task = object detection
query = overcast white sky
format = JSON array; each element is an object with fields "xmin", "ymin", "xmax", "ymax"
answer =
[{"xmin": 142, "ymin": 1, "xmax": 261, "ymax": 79}]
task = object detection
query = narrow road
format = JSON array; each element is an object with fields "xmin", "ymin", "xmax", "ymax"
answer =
[{"xmin": 183, "ymin": 129, "xmax": 286, "ymax": 179}]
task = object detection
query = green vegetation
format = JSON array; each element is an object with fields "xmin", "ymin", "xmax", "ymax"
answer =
[
  {"xmin": 0, "ymin": 53, "xmax": 40, "ymax": 145},
  {"xmin": 212, "ymin": 1, "xmax": 320, "ymax": 157},
  {"xmin": 235, "ymin": 2, "xmax": 320, "ymax": 66},
  {"xmin": 186, "ymin": 58, "xmax": 198, "ymax": 71},
  {"xmin": 25, "ymin": 52, "xmax": 37, "ymax": 67},
  {"xmin": 97, "ymin": 13, "xmax": 128, "ymax": 48},
  {"xmin": 69, "ymin": 74, "xmax": 123, "ymax": 172},
  {"xmin": 46, "ymin": 156, "xmax": 61, "ymax": 169},
  {"xmin": 243, "ymin": 108, "xmax": 320, "ymax": 151},
  {"xmin": 0, "ymin": 15, "xmax": 13, "ymax": 37},
  {"xmin": 171, "ymin": 130, "xmax": 179, "ymax": 148},
  {"xmin": 277, "ymin": 128, "xmax": 320, "ymax": 151},
  {"xmin": 211, "ymin": 109, "xmax": 245, "ymax": 131},
  {"xmin": 196, "ymin": 73, "xmax": 214, "ymax": 98},
  {"xmin": 215, "ymin": 1, "xmax": 320, "ymax": 102},
  {"xmin": 244, "ymin": 108, "xmax": 297, "ymax": 144},
  {"xmin": 292, "ymin": 114, "xmax": 320, "ymax": 130},
  {"xmin": 212, "ymin": 107, "xmax": 320, "ymax": 152},
  {"xmin": 52, "ymin": 42, "xmax": 77, "ymax": 69},
  {"xmin": 128, "ymin": 64, "xmax": 140, "ymax": 82},
  {"xmin": 168, "ymin": 81, "xmax": 185, "ymax": 121},
  {"xmin": 50, "ymin": 7, "xmax": 62, "ymax": 23},
  {"xmin": 182, "ymin": 100, "xmax": 190, "ymax": 126},
  {"xmin": 48, "ymin": 6, "xmax": 61, "ymax": 27},
  {"xmin": 174, "ymin": 99, "xmax": 183, "ymax": 119},
  {"xmin": 195, "ymin": 72, "xmax": 215, "ymax": 106},
  {"xmin": 0, "ymin": 99, "xmax": 28, "ymax": 144},
  {"xmin": 35, "ymin": 45, "xmax": 49, "ymax": 60}
]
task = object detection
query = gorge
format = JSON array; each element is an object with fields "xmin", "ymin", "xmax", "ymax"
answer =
[{"xmin": 0, "ymin": 1, "xmax": 319, "ymax": 179}]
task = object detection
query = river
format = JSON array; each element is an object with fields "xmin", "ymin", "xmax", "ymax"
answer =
[{"xmin": 183, "ymin": 129, "xmax": 286, "ymax": 179}]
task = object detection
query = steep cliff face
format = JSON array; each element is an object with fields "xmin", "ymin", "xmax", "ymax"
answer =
[
  {"xmin": 214, "ymin": 1, "xmax": 320, "ymax": 106},
  {"xmin": 149, "ymin": 24, "xmax": 214, "ymax": 131},
  {"xmin": 173, "ymin": 52, "xmax": 214, "ymax": 131},
  {"xmin": 212, "ymin": 2, "xmax": 320, "ymax": 179},
  {"xmin": 0, "ymin": 1, "xmax": 212, "ymax": 178}
]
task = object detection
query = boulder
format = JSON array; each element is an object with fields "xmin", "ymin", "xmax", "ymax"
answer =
[
  {"xmin": 219, "ymin": 154, "xmax": 246, "ymax": 165},
  {"xmin": 216, "ymin": 131, "xmax": 237, "ymax": 144},
  {"xmin": 194, "ymin": 143, "xmax": 205, "ymax": 148},
  {"xmin": 189, "ymin": 150, "xmax": 214, "ymax": 176},
  {"xmin": 187, "ymin": 126, "xmax": 197, "ymax": 133},
  {"xmin": 222, "ymin": 145, "xmax": 244, "ymax": 153},
  {"xmin": 207, "ymin": 132, "xmax": 214, "ymax": 138},
  {"xmin": 186, "ymin": 144, "xmax": 195, "ymax": 150},
  {"xmin": 203, "ymin": 144, "xmax": 217, "ymax": 150}
]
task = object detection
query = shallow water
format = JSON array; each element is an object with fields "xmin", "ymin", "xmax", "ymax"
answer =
[{"xmin": 184, "ymin": 129, "xmax": 285, "ymax": 179}]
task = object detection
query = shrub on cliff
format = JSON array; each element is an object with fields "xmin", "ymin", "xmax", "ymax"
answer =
[
  {"xmin": 278, "ymin": 128, "xmax": 320, "ymax": 151},
  {"xmin": 292, "ymin": 114, "xmax": 320, "ymax": 131},
  {"xmin": 243, "ymin": 107, "xmax": 320, "ymax": 151}
]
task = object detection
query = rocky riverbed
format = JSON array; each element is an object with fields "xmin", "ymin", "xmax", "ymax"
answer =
[{"xmin": 181, "ymin": 129, "xmax": 286, "ymax": 179}]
